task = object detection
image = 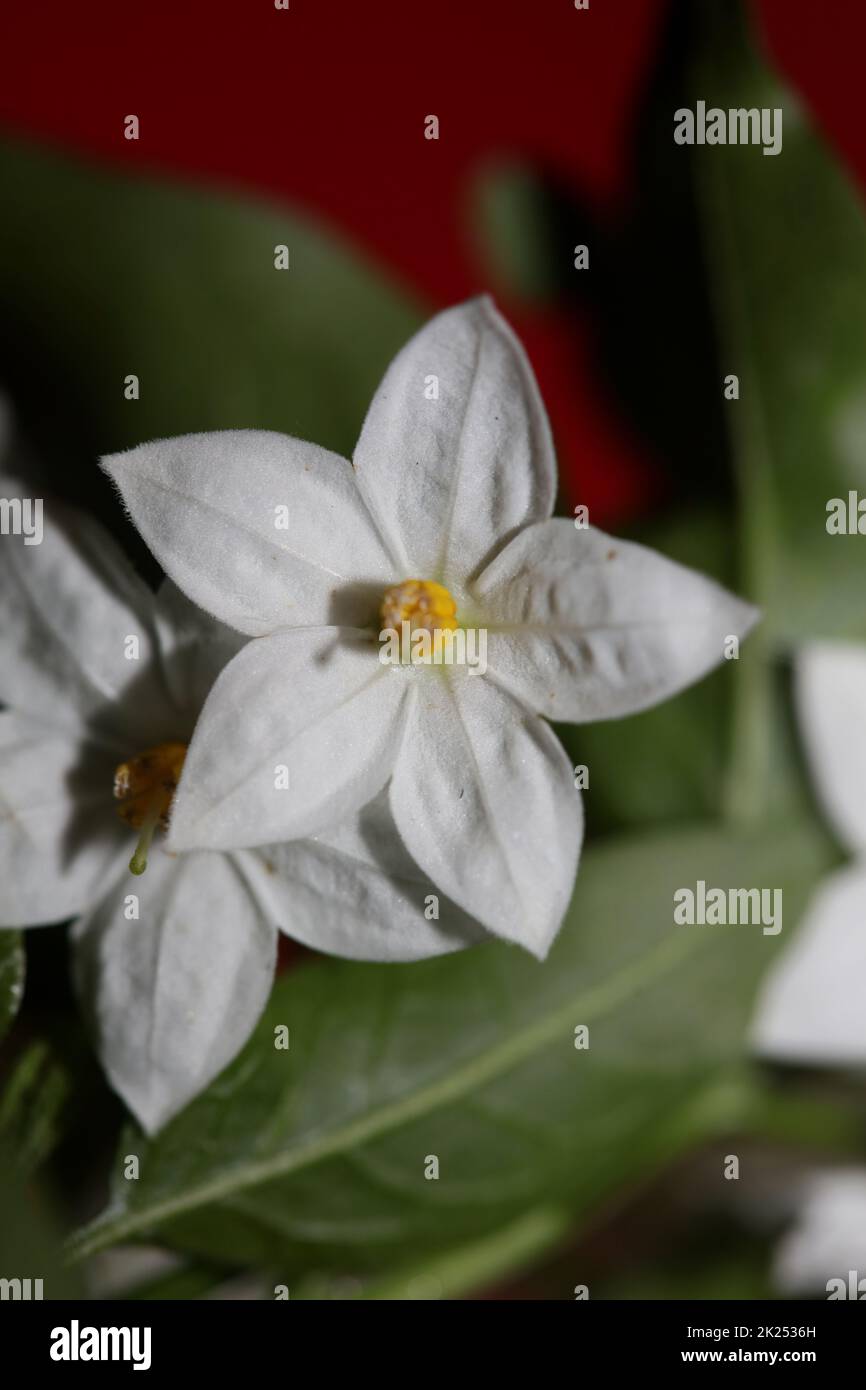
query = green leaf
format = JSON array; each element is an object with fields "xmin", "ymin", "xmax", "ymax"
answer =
[
  {"xmin": 0, "ymin": 140, "xmax": 423, "ymax": 478},
  {"xmin": 472, "ymin": 165, "xmax": 559, "ymax": 304},
  {"xmin": 121, "ymin": 1262, "xmax": 234, "ymax": 1302},
  {"xmin": 599, "ymin": 1236, "xmax": 775, "ymax": 1301},
  {"xmin": 0, "ymin": 1156, "xmax": 84, "ymax": 1299},
  {"xmin": 0, "ymin": 1040, "xmax": 71, "ymax": 1174},
  {"xmin": 694, "ymin": 5, "xmax": 866, "ymax": 648},
  {"xmin": 68, "ymin": 819, "xmax": 831, "ymax": 1281},
  {"xmin": 683, "ymin": 2, "xmax": 866, "ymax": 828},
  {"xmin": 0, "ymin": 931, "xmax": 25, "ymax": 1042},
  {"xmin": 293, "ymin": 1206, "xmax": 572, "ymax": 1300}
]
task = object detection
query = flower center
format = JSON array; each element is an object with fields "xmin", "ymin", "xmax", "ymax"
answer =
[
  {"xmin": 113, "ymin": 742, "xmax": 187, "ymax": 875},
  {"xmin": 380, "ymin": 579, "xmax": 459, "ymax": 635}
]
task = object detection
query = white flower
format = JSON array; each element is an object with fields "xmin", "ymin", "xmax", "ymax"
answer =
[
  {"xmin": 0, "ymin": 476, "xmax": 481, "ymax": 1132},
  {"xmin": 772, "ymin": 1167, "xmax": 866, "ymax": 1296},
  {"xmin": 752, "ymin": 642, "xmax": 866, "ymax": 1065},
  {"xmin": 748, "ymin": 646, "xmax": 866, "ymax": 1297},
  {"xmin": 103, "ymin": 297, "xmax": 757, "ymax": 959}
]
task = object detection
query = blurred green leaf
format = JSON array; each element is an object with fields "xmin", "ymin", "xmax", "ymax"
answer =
[
  {"xmin": 0, "ymin": 1154, "xmax": 83, "ymax": 1297},
  {"xmin": 472, "ymin": 164, "xmax": 559, "ymax": 304},
  {"xmin": 120, "ymin": 1260, "xmax": 232, "ymax": 1302},
  {"xmin": 68, "ymin": 819, "xmax": 831, "ymax": 1284},
  {"xmin": 0, "ymin": 1039, "xmax": 71, "ymax": 1173},
  {"xmin": 680, "ymin": 1, "xmax": 866, "ymax": 829},
  {"xmin": 293, "ymin": 1206, "xmax": 571, "ymax": 1300},
  {"xmin": 600, "ymin": 1238, "xmax": 774, "ymax": 1301},
  {"xmin": 0, "ymin": 140, "xmax": 423, "ymax": 479},
  {"xmin": 0, "ymin": 931, "xmax": 24, "ymax": 1042},
  {"xmin": 695, "ymin": 6, "xmax": 866, "ymax": 648}
]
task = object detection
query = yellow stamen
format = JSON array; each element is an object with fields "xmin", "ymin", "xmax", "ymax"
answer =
[
  {"xmin": 380, "ymin": 579, "xmax": 459, "ymax": 635},
  {"xmin": 113, "ymin": 742, "xmax": 187, "ymax": 875}
]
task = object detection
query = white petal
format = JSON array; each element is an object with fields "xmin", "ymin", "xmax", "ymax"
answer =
[
  {"xmin": 0, "ymin": 479, "xmax": 172, "ymax": 745},
  {"xmin": 389, "ymin": 672, "xmax": 582, "ymax": 958},
  {"xmin": 352, "ymin": 297, "xmax": 556, "ymax": 589},
  {"xmin": 154, "ymin": 578, "xmax": 247, "ymax": 722},
  {"xmin": 168, "ymin": 628, "xmax": 408, "ymax": 851},
  {"xmin": 72, "ymin": 846, "xmax": 276, "ymax": 1133},
  {"xmin": 473, "ymin": 520, "xmax": 759, "ymax": 721},
  {"xmin": 773, "ymin": 1168, "xmax": 866, "ymax": 1295},
  {"xmin": 0, "ymin": 711, "xmax": 127, "ymax": 927},
  {"xmin": 102, "ymin": 431, "xmax": 396, "ymax": 636},
  {"xmin": 242, "ymin": 791, "xmax": 487, "ymax": 962},
  {"xmin": 796, "ymin": 643, "xmax": 866, "ymax": 854},
  {"xmin": 751, "ymin": 862, "xmax": 866, "ymax": 1067}
]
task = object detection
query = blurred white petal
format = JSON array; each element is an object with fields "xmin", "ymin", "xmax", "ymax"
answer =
[
  {"xmin": 773, "ymin": 1168, "xmax": 866, "ymax": 1295},
  {"xmin": 752, "ymin": 862, "xmax": 866, "ymax": 1066},
  {"xmin": 0, "ymin": 711, "xmax": 126, "ymax": 927},
  {"xmin": 0, "ymin": 478, "xmax": 173, "ymax": 745},
  {"xmin": 796, "ymin": 643, "xmax": 866, "ymax": 854}
]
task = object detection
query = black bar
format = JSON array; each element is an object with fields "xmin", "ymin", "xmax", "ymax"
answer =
[{"xmin": 2, "ymin": 1298, "xmax": 860, "ymax": 1374}]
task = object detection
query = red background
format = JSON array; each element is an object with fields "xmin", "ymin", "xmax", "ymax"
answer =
[{"xmin": 0, "ymin": 0, "xmax": 862, "ymax": 522}]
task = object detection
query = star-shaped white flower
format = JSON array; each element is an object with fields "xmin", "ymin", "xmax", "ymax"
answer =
[
  {"xmin": 103, "ymin": 297, "xmax": 758, "ymax": 959},
  {"xmin": 0, "ymin": 470, "xmax": 481, "ymax": 1132},
  {"xmin": 753, "ymin": 642, "xmax": 866, "ymax": 1065}
]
